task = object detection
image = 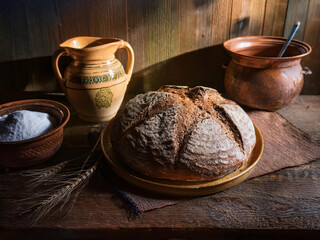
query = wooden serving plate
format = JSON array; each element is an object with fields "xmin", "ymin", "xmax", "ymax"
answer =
[{"xmin": 101, "ymin": 120, "xmax": 264, "ymax": 197}]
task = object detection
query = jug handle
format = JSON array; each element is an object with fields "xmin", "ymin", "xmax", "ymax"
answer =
[
  {"xmin": 52, "ymin": 48, "xmax": 68, "ymax": 91},
  {"xmin": 118, "ymin": 41, "xmax": 134, "ymax": 79}
]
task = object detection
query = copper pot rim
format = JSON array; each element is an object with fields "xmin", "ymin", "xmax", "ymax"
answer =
[{"xmin": 223, "ymin": 36, "xmax": 312, "ymax": 61}]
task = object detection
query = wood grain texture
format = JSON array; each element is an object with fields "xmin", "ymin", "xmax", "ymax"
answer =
[
  {"xmin": 2, "ymin": 160, "xmax": 320, "ymax": 230},
  {"xmin": 179, "ymin": 0, "xmax": 232, "ymax": 53},
  {"xmin": 301, "ymin": 0, "xmax": 320, "ymax": 95},
  {"xmin": 0, "ymin": 57, "xmax": 57, "ymax": 91},
  {"xmin": 283, "ymin": 0, "xmax": 309, "ymax": 40},
  {"xmin": 144, "ymin": 0, "xmax": 179, "ymax": 91},
  {"xmin": 278, "ymin": 95, "xmax": 320, "ymax": 143},
  {"xmin": 145, "ymin": 0, "xmax": 179, "ymax": 66},
  {"xmin": 1, "ymin": 0, "xmax": 29, "ymax": 61},
  {"xmin": 230, "ymin": 0, "xmax": 266, "ymax": 38},
  {"xmin": 0, "ymin": 0, "xmax": 60, "ymax": 61},
  {"xmin": 24, "ymin": 1, "xmax": 60, "ymax": 59},
  {"xmin": 0, "ymin": 1, "xmax": 12, "ymax": 61},
  {"xmin": 55, "ymin": 0, "xmax": 127, "ymax": 40},
  {"xmin": 126, "ymin": 0, "xmax": 146, "ymax": 94},
  {"xmin": 210, "ymin": 0, "xmax": 233, "ymax": 44},
  {"xmin": 0, "ymin": 95, "xmax": 320, "ymax": 239},
  {"xmin": 55, "ymin": 0, "xmax": 128, "ymax": 73},
  {"xmin": 17, "ymin": 0, "xmax": 60, "ymax": 91},
  {"xmin": 263, "ymin": 0, "xmax": 288, "ymax": 36},
  {"xmin": 0, "ymin": 0, "xmax": 320, "ymax": 94},
  {"xmin": 127, "ymin": 0, "xmax": 146, "ymax": 73}
]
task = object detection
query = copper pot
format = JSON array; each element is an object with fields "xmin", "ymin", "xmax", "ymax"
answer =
[{"xmin": 223, "ymin": 36, "xmax": 311, "ymax": 111}]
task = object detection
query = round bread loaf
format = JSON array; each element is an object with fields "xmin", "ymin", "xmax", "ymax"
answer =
[{"xmin": 110, "ymin": 86, "xmax": 256, "ymax": 181}]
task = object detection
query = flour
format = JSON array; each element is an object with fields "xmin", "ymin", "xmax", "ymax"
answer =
[{"xmin": 0, "ymin": 110, "xmax": 57, "ymax": 142}]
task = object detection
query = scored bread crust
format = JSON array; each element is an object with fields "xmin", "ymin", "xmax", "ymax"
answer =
[{"xmin": 110, "ymin": 86, "xmax": 256, "ymax": 181}]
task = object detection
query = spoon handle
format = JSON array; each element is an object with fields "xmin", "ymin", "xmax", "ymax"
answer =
[{"xmin": 278, "ymin": 21, "xmax": 300, "ymax": 57}]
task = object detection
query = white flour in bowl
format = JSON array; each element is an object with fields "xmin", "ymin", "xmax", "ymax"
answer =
[{"xmin": 0, "ymin": 110, "xmax": 57, "ymax": 142}]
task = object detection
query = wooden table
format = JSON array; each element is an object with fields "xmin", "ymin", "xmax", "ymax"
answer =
[{"xmin": 1, "ymin": 94, "xmax": 320, "ymax": 239}]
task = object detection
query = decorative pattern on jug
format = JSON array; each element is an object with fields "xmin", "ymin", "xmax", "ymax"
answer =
[
  {"xmin": 64, "ymin": 58, "xmax": 126, "ymax": 85},
  {"xmin": 94, "ymin": 88, "xmax": 113, "ymax": 109},
  {"xmin": 68, "ymin": 68, "xmax": 125, "ymax": 84}
]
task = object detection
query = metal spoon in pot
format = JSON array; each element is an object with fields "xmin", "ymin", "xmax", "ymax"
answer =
[{"xmin": 278, "ymin": 21, "xmax": 300, "ymax": 57}]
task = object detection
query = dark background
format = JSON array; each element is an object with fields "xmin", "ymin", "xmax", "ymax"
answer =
[{"xmin": 0, "ymin": 0, "xmax": 319, "ymax": 95}]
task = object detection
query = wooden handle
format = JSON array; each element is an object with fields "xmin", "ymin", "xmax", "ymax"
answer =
[
  {"xmin": 118, "ymin": 41, "xmax": 134, "ymax": 79},
  {"xmin": 52, "ymin": 48, "xmax": 68, "ymax": 90}
]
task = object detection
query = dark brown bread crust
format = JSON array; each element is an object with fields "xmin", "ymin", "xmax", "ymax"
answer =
[{"xmin": 111, "ymin": 86, "xmax": 256, "ymax": 181}]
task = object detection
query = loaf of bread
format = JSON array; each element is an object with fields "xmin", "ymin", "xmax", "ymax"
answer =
[{"xmin": 110, "ymin": 86, "xmax": 256, "ymax": 181}]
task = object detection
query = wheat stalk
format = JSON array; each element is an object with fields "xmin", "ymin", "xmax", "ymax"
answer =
[
  {"xmin": 19, "ymin": 137, "xmax": 102, "ymax": 224},
  {"xmin": 81, "ymin": 135, "xmax": 101, "ymax": 170},
  {"xmin": 23, "ymin": 161, "xmax": 98, "ymax": 223},
  {"xmin": 20, "ymin": 154, "xmax": 87, "ymax": 188}
]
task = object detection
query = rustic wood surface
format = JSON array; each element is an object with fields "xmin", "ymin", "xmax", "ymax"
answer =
[
  {"xmin": 230, "ymin": 0, "xmax": 266, "ymax": 38},
  {"xmin": 0, "ymin": 94, "xmax": 320, "ymax": 239},
  {"xmin": 0, "ymin": 0, "xmax": 319, "ymax": 94},
  {"xmin": 302, "ymin": 0, "xmax": 320, "ymax": 96},
  {"xmin": 262, "ymin": 0, "xmax": 288, "ymax": 36}
]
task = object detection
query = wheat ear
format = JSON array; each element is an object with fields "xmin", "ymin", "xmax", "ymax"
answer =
[
  {"xmin": 20, "ymin": 153, "xmax": 88, "ymax": 188},
  {"xmin": 22, "ymin": 161, "xmax": 98, "ymax": 224},
  {"xmin": 19, "ymin": 136, "xmax": 102, "ymax": 224}
]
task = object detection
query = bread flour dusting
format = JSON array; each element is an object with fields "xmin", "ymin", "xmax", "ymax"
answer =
[{"xmin": 0, "ymin": 110, "xmax": 57, "ymax": 142}]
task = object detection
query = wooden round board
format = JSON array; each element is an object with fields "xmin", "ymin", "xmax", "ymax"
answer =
[{"xmin": 101, "ymin": 120, "xmax": 264, "ymax": 197}]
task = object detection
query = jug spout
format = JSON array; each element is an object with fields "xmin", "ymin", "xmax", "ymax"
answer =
[{"xmin": 59, "ymin": 36, "xmax": 124, "ymax": 61}]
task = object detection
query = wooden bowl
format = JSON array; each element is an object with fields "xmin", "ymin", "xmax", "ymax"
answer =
[{"xmin": 0, "ymin": 99, "xmax": 70, "ymax": 167}]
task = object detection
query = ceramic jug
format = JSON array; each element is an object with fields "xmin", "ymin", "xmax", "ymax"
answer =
[{"xmin": 52, "ymin": 36, "xmax": 134, "ymax": 122}]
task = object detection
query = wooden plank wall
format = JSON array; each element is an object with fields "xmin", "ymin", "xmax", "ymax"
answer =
[{"xmin": 0, "ymin": 0, "xmax": 319, "ymax": 94}]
